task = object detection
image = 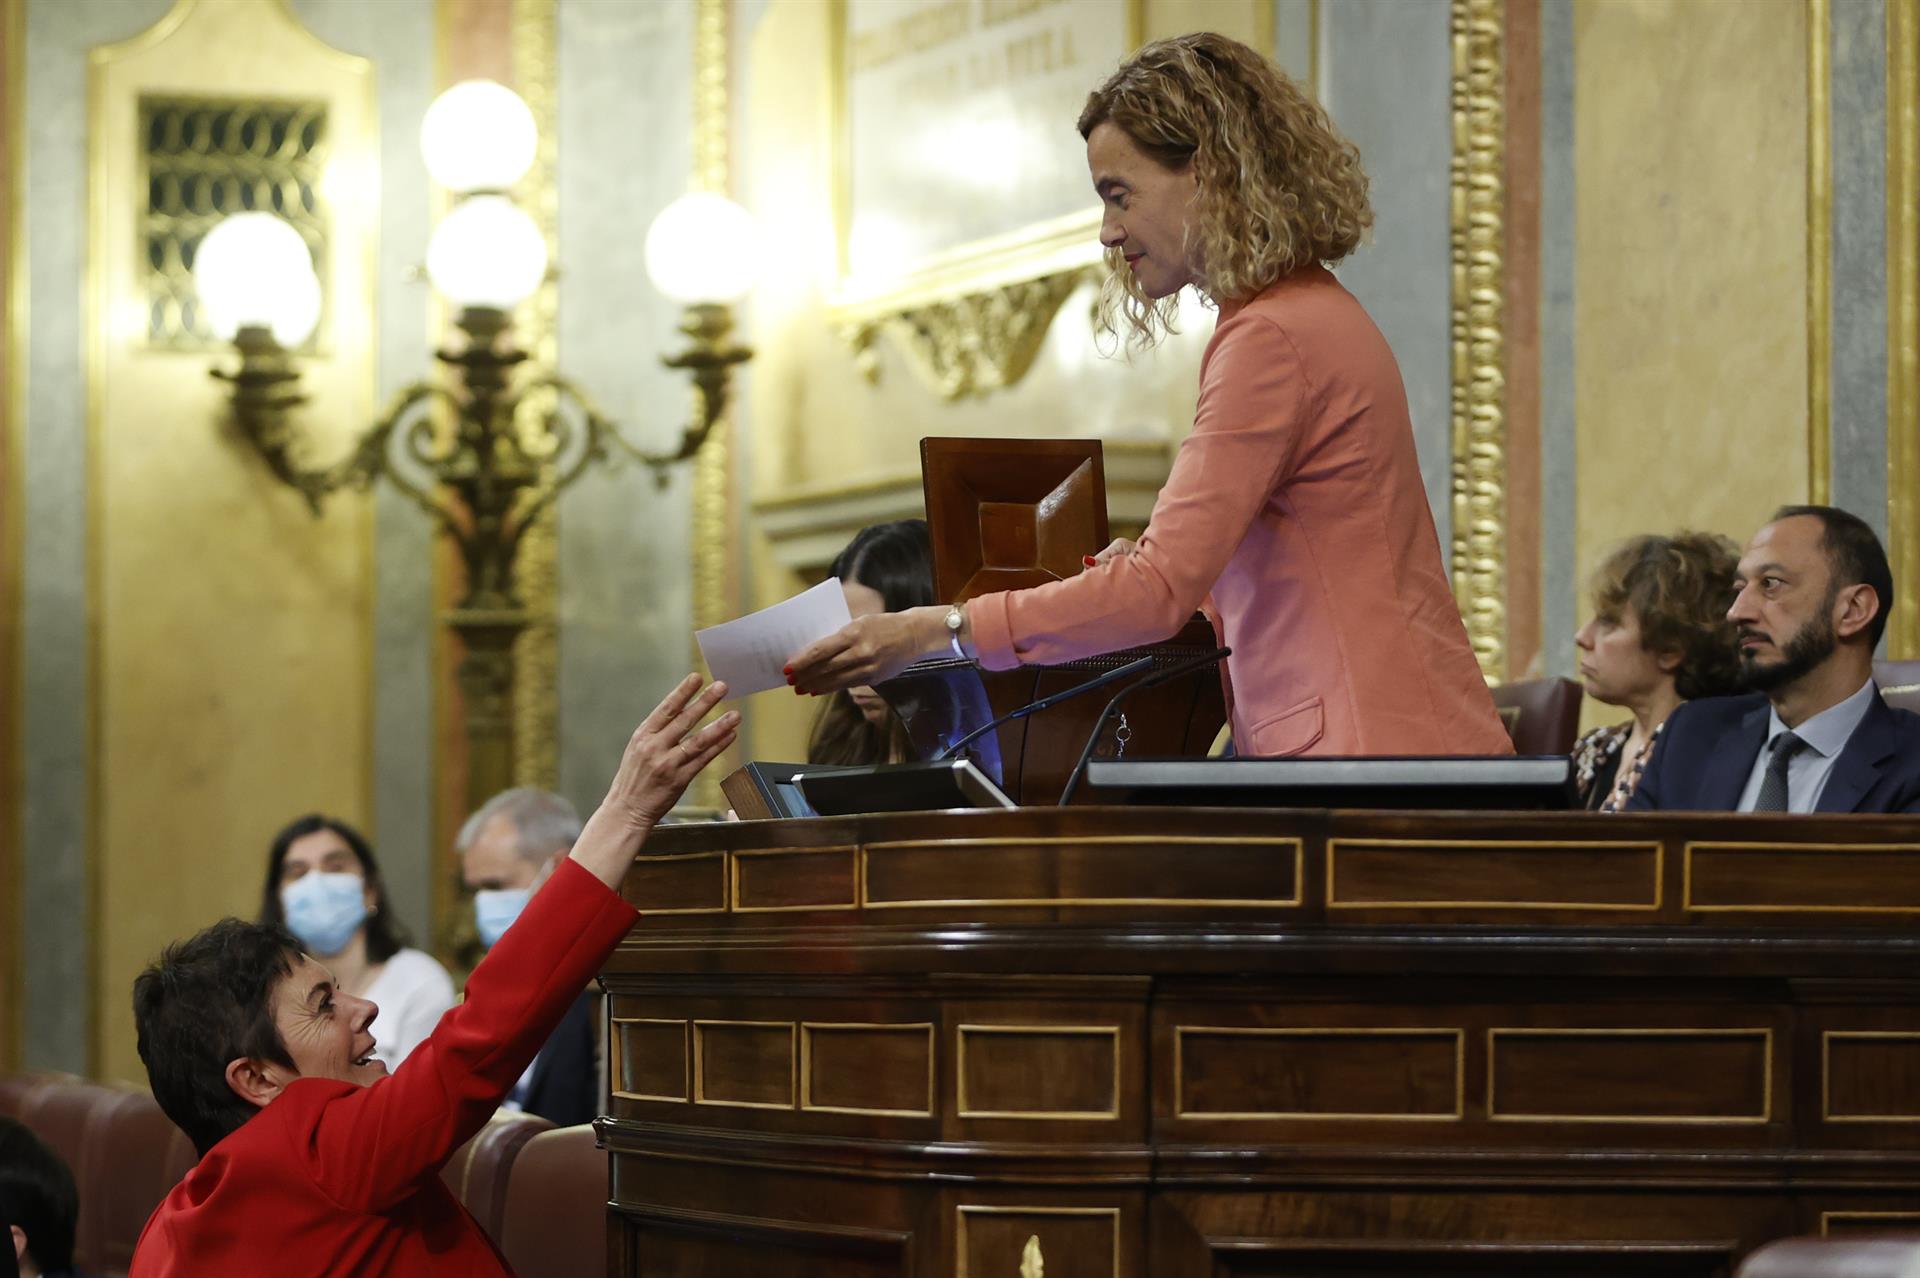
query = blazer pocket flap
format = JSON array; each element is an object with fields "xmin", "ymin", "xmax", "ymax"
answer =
[{"xmin": 1247, "ymin": 696, "xmax": 1324, "ymax": 758}]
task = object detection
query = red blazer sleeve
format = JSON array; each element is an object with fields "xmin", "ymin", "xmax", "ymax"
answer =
[
  {"xmin": 968, "ymin": 313, "xmax": 1306, "ymax": 669},
  {"xmin": 286, "ymin": 858, "xmax": 637, "ymax": 1212}
]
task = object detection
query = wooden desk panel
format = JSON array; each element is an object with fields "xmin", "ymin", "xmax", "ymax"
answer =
[{"xmin": 603, "ymin": 809, "xmax": 1920, "ymax": 1277}]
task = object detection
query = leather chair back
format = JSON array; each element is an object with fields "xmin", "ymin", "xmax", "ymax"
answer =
[
  {"xmin": 496, "ymin": 1125, "xmax": 608, "ymax": 1278},
  {"xmin": 442, "ymin": 1109, "xmax": 554, "ymax": 1241},
  {"xmin": 1738, "ymin": 1234, "xmax": 1920, "ymax": 1277},
  {"xmin": 0, "ymin": 1072, "xmax": 196, "ymax": 1278},
  {"xmin": 1489, "ymin": 677, "xmax": 1584, "ymax": 755}
]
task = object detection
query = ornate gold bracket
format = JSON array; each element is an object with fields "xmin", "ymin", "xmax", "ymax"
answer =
[
  {"xmin": 1449, "ymin": 0, "xmax": 1509, "ymax": 683},
  {"xmin": 839, "ymin": 268, "xmax": 1090, "ymax": 400},
  {"xmin": 1020, "ymin": 1234, "xmax": 1045, "ymax": 1278}
]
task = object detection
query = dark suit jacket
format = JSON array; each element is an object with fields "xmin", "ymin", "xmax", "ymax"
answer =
[
  {"xmin": 130, "ymin": 861, "xmax": 638, "ymax": 1277},
  {"xmin": 519, "ymin": 988, "xmax": 599, "ymax": 1127},
  {"xmin": 1625, "ymin": 689, "xmax": 1920, "ymax": 813}
]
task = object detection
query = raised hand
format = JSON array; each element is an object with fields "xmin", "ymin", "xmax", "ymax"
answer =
[{"xmin": 570, "ymin": 674, "xmax": 740, "ymax": 889}]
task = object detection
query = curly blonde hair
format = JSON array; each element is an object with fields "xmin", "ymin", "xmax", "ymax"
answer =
[
  {"xmin": 1077, "ymin": 32, "xmax": 1372, "ymax": 346},
  {"xmin": 1589, "ymin": 531, "xmax": 1746, "ymax": 701}
]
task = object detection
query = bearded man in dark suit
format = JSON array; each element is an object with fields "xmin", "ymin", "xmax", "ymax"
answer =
[{"xmin": 1628, "ymin": 506, "xmax": 1920, "ymax": 814}]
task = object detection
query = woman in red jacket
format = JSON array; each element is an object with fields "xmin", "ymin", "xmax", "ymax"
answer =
[
  {"xmin": 128, "ymin": 675, "xmax": 736, "ymax": 1278},
  {"xmin": 788, "ymin": 33, "xmax": 1509, "ymax": 757}
]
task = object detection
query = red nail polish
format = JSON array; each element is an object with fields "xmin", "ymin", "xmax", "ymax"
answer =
[
  {"xmin": 1082, "ymin": 555, "xmax": 1097, "ymax": 567},
  {"xmin": 782, "ymin": 665, "xmax": 792, "ymax": 675}
]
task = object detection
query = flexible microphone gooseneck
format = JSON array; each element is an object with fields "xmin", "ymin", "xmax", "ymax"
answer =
[
  {"xmin": 933, "ymin": 655, "xmax": 1156, "ymax": 762},
  {"xmin": 1056, "ymin": 646, "xmax": 1231, "ymax": 807}
]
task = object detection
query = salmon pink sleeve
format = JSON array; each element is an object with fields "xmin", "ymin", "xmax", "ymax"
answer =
[{"xmin": 967, "ymin": 314, "xmax": 1307, "ymax": 670}]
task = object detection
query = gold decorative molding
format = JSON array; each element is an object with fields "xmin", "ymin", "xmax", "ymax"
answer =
[
  {"xmin": 692, "ymin": 1018, "xmax": 798, "ymax": 1110},
  {"xmin": 1822, "ymin": 1030, "xmax": 1920, "ymax": 1122},
  {"xmin": 510, "ymin": 0, "xmax": 559, "ymax": 790},
  {"xmin": 955, "ymin": 1206, "xmax": 1120, "ymax": 1278},
  {"xmin": 841, "ymin": 268, "xmax": 1089, "ymax": 400},
  {"xmin": 1449, "ymin": 0, "xmax": 1508, "ymax": 682},
  {"xmin": 2, "ymin": 0, "xmax": 24, "ymax": 1072},
  {"xmin": 688, "ymin": 0, "xmax": 735, "ymax": 810},
  {"xmin": 955, "ymin": 1023, "xmax": 1121, "ymax": 1120},
  {"xmin": 1890, "ymin": 0, "xmax": 1919, "ymax": 659},
  {"xmin": 1807, "ymin": 0, "xmax": 1832, "ymax": 505},
  {"xmin": 823, "ymin": 0, "xmax": 1142, "ymax": 401},
  {"xmin": 610, "ymin": 1016, "xmax": 691, "ymax": 1103}
]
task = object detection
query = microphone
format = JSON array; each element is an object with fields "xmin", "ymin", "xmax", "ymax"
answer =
[
  {"xmin": 933, "ymin": 655, "xmax": 1156, "ymax": 762},
  {"xmin": 1057, "ymin": 646, "xmax": 1231, "ymax": 806}
]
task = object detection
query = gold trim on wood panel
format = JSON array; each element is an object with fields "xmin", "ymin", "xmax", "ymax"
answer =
[
  {"xmin": 1449, "ymin": 0, "xmax": 1508, "ymax": 681},
  {"xmin": 1172, "ymin": 1026, "xmax": 1467, "ymax": 1122},
  {"xmin": 1486, "ymin": 1027, "xmax": 1775, "ymax": 1125},
  {"xmin": 1325, "ymin": 838, "xmax": 1663, "ymax": 911},
  {"xmin": 691, "ymin": 1018, "xmax": 798, "ymax": 1111},
  {"xmin": 609, "ymin": 1016, "xmax": 690, "ymax": 1103},
  {"xmin": 799, "ymin": 1021, "xmax": 935, "ymax": 1117},
  {"xmin": 1808, "ymin": 0, "xmax": 1832, "ymax": 504},
  {"xmin": 1824, "ymin": 1211, "xmax": 1920, "ymax": 1234},
  {"xmin": 956, "ymin": 1024, "xmax": 1122, "ymax": 1121},
  {"xmin": 688, "ymin": 0, "xmax": 735, "ymax": 811},
  {"xmin": 859, "ymin": 835, "xmax": 1305, "ymax": 910},
  {"xmin": 1821, "ymin": 1030, "xmax": 1920, "ymax": 1123},
  {"xmin": 628, "ymin": 849, "xmax": 730, "ymax": 914},
  {"xmin": 1890, "ymin": 0, "xmax": 1919, "ymax": 659},
  {"xmin": 729, "ymin": 844, "xmax": 861, "ymax": 913},
  {"xmin": 955, "ymin": 1205, "xmax": 1121, "ymax": 1278},
  {"xmin": 1682, "ymin": 841, "xmax": 1920, "ymax": 914}
]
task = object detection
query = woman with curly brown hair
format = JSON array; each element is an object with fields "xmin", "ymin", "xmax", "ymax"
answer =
[
  {"xmin": 789, "ymin": 33, "xmax": 1510, "ymax": 757},
  {"xmin": 1573, "ymin": 532, "xmax": 1745, "ymax": 810}
]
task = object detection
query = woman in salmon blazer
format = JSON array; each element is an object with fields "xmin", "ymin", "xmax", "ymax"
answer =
[{"xmin": 788, "ymin": 32, "xmax": 1511, "ymax": 758}]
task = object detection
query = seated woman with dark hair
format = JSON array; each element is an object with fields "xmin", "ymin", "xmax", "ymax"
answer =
[
  {"xmin": 1572, "ymin": 531, "xmax": 1745, "ymax": 810},
  {"xmin": 260, "ymin": 815, "xmax": 453, "ymax": 1068},
  {"xmin": 807, "ymin": 519, "xmax": 935, "ymax": 767}
]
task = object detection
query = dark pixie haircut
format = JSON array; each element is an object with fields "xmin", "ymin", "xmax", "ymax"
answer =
[
  {"xmin": 260, "ymin": 814, "xmax": 407, "ymax": 963},
  {"xmin": 1589, "ymin": 531, "xmax": 1746, "ymax": 701},
  {"xmin": 1772, "ymin": 504, "xmax": 1896, "ymax": 651},
  {"xmin": 829, "ymin": 519, "xmax": 935, "ymax": 613},
  {"xmin": 133, "ymin": 918, "xmax": 302, "ymax": 1156},
  {"xmin": 0, "ymin": 1117, "xmax": 79, "ymax": 1272}
]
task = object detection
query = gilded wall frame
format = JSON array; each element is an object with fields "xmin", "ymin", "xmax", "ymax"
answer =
[{"xmin": 824, "ymin": 0, "xmax": 1144, "ymax": 399}]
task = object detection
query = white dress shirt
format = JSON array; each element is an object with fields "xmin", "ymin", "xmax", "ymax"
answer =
[{"xmin": 1735, "ymin": 678, "xmax": 1878, "ymax": 813}]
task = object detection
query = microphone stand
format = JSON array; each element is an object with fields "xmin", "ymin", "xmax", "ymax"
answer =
[
  {"xmin": 1056, "ymin": 647, "xmax": 1231, "ymax": 807},
  {"xmin": 933, "ymin": 655, "xmax": 1155, "ymax": 762}
]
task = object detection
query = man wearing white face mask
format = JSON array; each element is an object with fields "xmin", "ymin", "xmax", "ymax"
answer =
[{"xmin": 457, "ymin": 787, "xmax": 598, "ymax": 1125}]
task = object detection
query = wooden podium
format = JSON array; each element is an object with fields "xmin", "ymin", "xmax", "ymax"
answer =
[
  {"xmin": 599, "ymin": 808, "xmax": 1920, "ymax": 1276},
  {"xmin": 874, "ymin": 437, "xmax": 1226, "ymax": 803}
]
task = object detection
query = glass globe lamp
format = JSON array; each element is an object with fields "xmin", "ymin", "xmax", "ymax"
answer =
[
  {"xmin": 194, "ymin": 212, "xmax": 322, "ymax": 346},
  {"xmin": 425, "ymin": 195, "xmax": 548, "ymax": 313},
  {"xmin": 419, "ymin": 80, "xmax": 538, "ymax": 193},
  {"xmin": 643, "ymin": 192, "xmax": 761, "ymax": 305}
]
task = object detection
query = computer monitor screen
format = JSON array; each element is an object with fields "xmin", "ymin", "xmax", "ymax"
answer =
[{"xmin": 795, "ymin": 759, "xmax": 1017, "ymax": 816}]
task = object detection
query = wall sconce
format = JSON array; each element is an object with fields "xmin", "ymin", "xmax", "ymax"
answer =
[{"xmin": 199, "ymin": 79, "xmax": 757, "ymax": 812}]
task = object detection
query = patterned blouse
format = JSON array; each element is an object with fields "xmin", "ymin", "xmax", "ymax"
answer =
[{"xmin": 1572, "ymin": 720, "xmax": 1666, "ymax": 812}]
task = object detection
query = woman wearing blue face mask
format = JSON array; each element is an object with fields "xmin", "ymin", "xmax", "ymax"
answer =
[{"xmin": 259, "ymin": 815, "xmax": 456, "ymax": 1070}]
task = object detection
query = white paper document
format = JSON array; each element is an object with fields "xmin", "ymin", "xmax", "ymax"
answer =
[{"xmin": 695, "ymin": 577, "xmax": 853, "ymax": 698}]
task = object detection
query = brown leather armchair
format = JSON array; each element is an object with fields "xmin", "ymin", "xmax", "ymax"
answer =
[{"xmin": 1489, "ymin": 676, "xmax": 1585, "ymax": 755}]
